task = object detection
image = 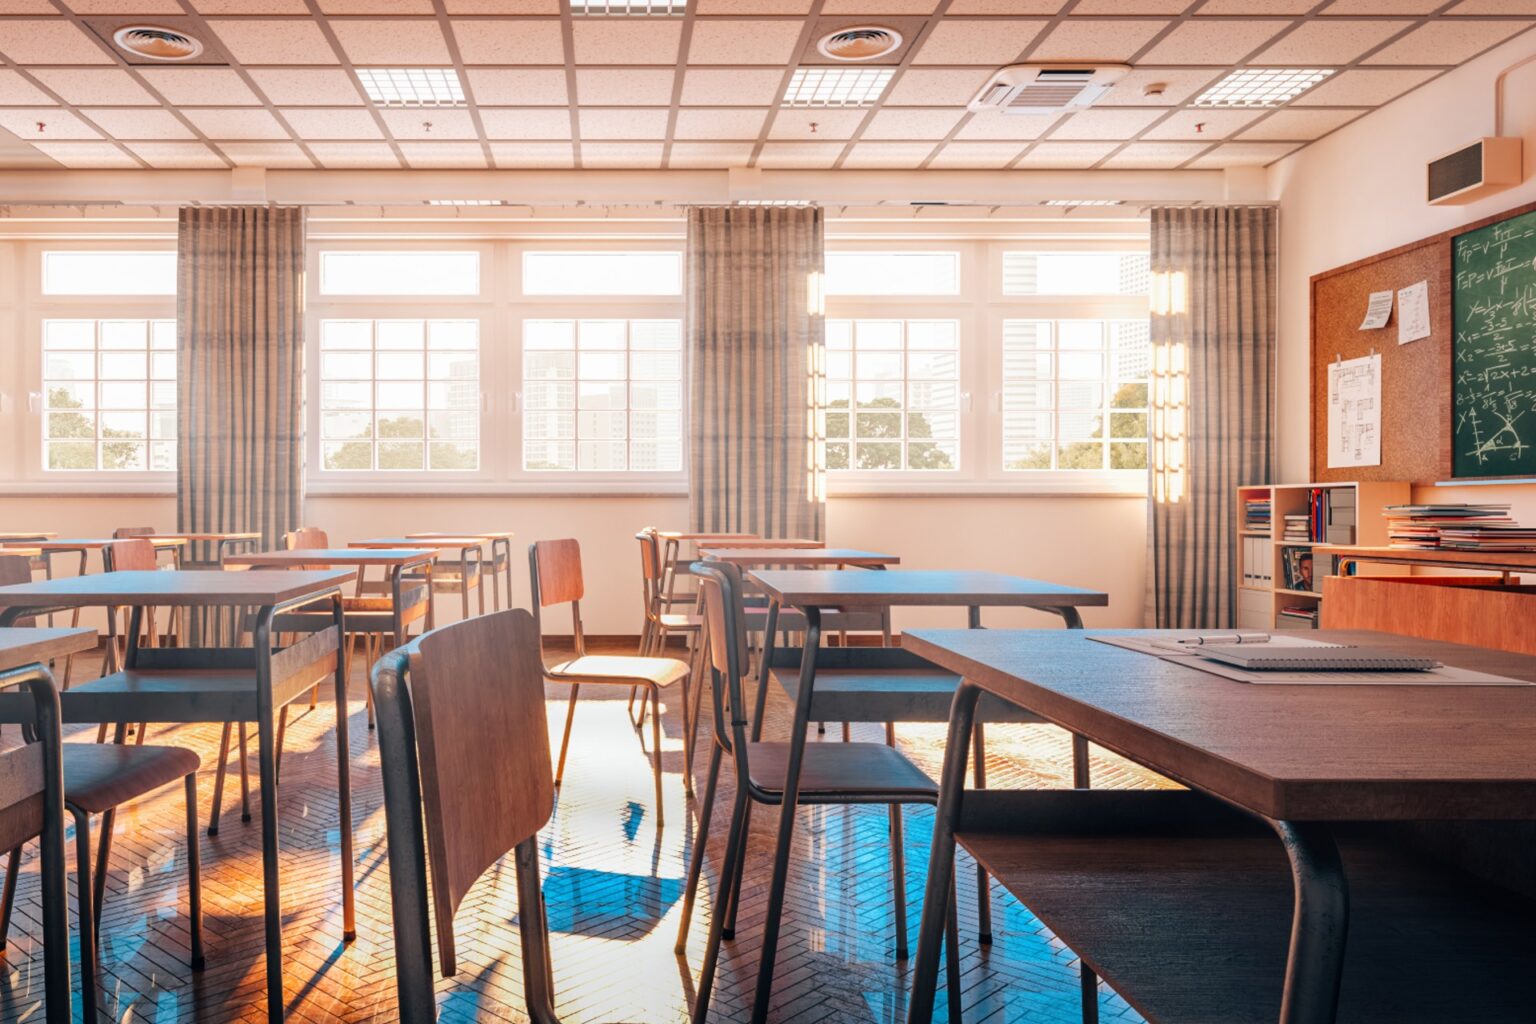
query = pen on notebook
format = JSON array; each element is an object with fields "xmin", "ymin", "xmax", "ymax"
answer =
[{"xmin": 1173, "ymin": 632, "xmax": 1272, "ymax": 646}]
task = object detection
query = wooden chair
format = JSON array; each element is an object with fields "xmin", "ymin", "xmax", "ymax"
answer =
[
  {"xmin": 0, "ymin": 665, "xmax": 71, "ymax": 1024},
  {"xmin": 529, "ymin": 539, "xmax": 690, "ymax": 829},
  {"xmin": 633, "ymin": 529, "xmax": 708, "ymax": 793},
  {"xmin": 404, "ymin": 543, "xmax": 484, "ymax": 623},
  {"xmin": 102, "ymin": 538, "xmax": 162, "ymax": 669},
  {"xmin": 370, "ymin": 609, "xmax": 561, "ymax": 1024},
  {"xmin": 677, "ymin": 560, "xmax": 961, "ymax": 1023}
]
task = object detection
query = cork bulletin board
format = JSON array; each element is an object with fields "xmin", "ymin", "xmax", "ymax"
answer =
[{"xmin": 1309, "ymin": 199, "xmax": 1536, "ymax": 485}]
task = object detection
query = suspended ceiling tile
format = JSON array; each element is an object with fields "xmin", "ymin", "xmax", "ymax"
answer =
[
  {"xmin": 821, "ymin": 0, "xmax": 939, "ymax": 11},
  {"xmin": 1100, "ymin": 68, "xmax": 1222, "ymax": 107},
  {"xmin": 1098, "ymin": 141, "xmax": 1210, "ymax": 168},
  {"xmin": 841, "ymin": 141, "xmax": 937, "ymax": 167},
  {"xmin": 1319, "ymin": 0, "xmax": 1441, "ymax": 11},
  {"xmin": 207, "ymin": 19, "xmax": 341, "ymax": 64},
  {"xmin": 381, "ymin": 108, "xmax": 480, "ymax": 139},
  {"xmin": 1446, "ymin": 0, "xmax": 1536, "ymax": 10},
  {"xmin": 947, "ymin": 0, "xmax": 1065, "ymax": 11},
  {"xmin": 81, "ymin": 106, "xmax": 194, "ymax": 139},
  {"xmin": 926, "ymin": 140, "xmax": 1027, "ymax": 167},
  {"xmin": 1014, "ymin": 140, "xmax": 1119, "ymax": 167},
  {"xmin": 216, "ymin": 140, "xmax": 314, "ymax": 166},
  {"xmin": 580, "ymin": 141, "xmax": 664, "ymax": 167},
  {"xmin": 478, "ymin": 107, "xmax": 572, "ymax": 139},
  {"xmin": 1252, "ymin": 19, "xmax": 1415, "ymax": 65},
  {"xmin": 755, "ymin": 141, "xmax": 845, "ymax": 167},
  {"xmin": 28, "ymin": 69, "xmax": 155, "ymax": 106},
  {"xmin": 1139, "ymin": 19, "xmax": 1291, "ymax": 65},
  {"xmin": 687, "ymin": 20, "xmax": 805, "ymax": 64},
  {"xmin": 883, "ymin": 69, "xmax": 991, "ymax": 106},
  {"xmin": 1074, "ymin": 0, "xmax": 1194, "ymax": 9},
  {"xmin": 953, "ymin": 111, "xmax": 1059, "ymax": 140},
  {"xmin": 861, "ymin": 107, "xmax": 964, "ymax": 140},
  {"xmin": 1047, "ymin": 106, "xmax": 1163, "ymax": 140},
  {"xmin": 446, "ymin": 0, "xmax": 555, "ymax": 10},
  {"xmin": 672, "ymin": 107, "xmax": 768, "ymax": 140},
  {"xmin": 768, "ymin": 107, "xmax": 867, "ymax": 139},
  {"xmin": 138, "ymin": 68, "xmax": 263, "ymax": 106},
  {"xmin": 1029, "ymin": 19, "xmax": 1170, "ymax": 63},
  {"xmin": 0, "ymin": 0, "xmax": 58, "ymax": 10},
  {"xmin": 579, "ymin": 107, "xmax": 670, "ymax": 140},
  {"xmin": 31, "ymin": 141, "xmax": 140, "ymax": 167},
  {"xmin": 0, "ymin": 70, "xmax": 53, "ymax": 105},
  {"xmin": 1292, "ymin": 67, "xmax": 1437, "ymax": 105},
  {"xmin": 189, "ymin": 0, "xmax": 309, "ymax": 10},
  {"xmin": 453, "ymin": 20, "xmax": 565, "ymax": 64},
  {"xmin": 666, "ymin": 140, "xmax": 757, "ymax": 166},
  {"xmin": 680, "ymin": 68, "xmax": 785, "ymax": 105},
  {"xmin": 1187, "ymin": 140, "xmax": 1299, "ymax": 167},
  {"xmin": 1142, "ymin": 108, "xmax": 1261, "ymax": 140},
  {"xmin": 911, "ymin": 19, "xmax": 1048, "ymax": 65},
  {"xmin": 0, "ymin": 20, "xmax": 114, "ymax": 64},
  {"xmin": 1364, "ymin": 19, "xmax": 1532, "ymax": 64},
  {"xmin": 695, "ymin": 0, "xmax": 813, "ymax": 11},
  {"xmin": 330, "ymin": 19, "xmax": 452, "ymax": 65},
  {"xmin": 1198, "ymin": 0, "xmax": 1312, "ymax": 10},
  {"xmin": 126, "ymin": 141, "xmax": 227, "ymax": 167},
  {"xmin": 63, "ymin": 0, "xmax": 182, "ymax": 12},
  {"xmin": 488, "ymin": 140, "xmax": 574, "ymax": 166},
  {"xmin": 182, "ymin": 107, "xmax": 290, "ymax": 140},
  {"xmin": 318, "ymin": 0, "xmax": 435, "ymax": 11},
  {"xmin": 398, "ymin": 141, "xmax": 486, "ymax": 167},
  {"xmin": 279, "ymin": 107, "xmax": 385, "ymax": 139},
  {"xmin": 247, "ymin": 69, "xmax": 365, "ymax": 106},
  {"xmin": 571, "ymin": 20, "xmax": 683, "ymax": 64},
  {"xmin": 307, "ymin": 141, "xmax": 400, "ymax": 167},
  {"xmin": 0, "ymin": 108, "xmax": 101, "ymax": 140},
  {"xmin": 466, "ymin": 68, "xmax": 570, "ymax": 106},
  {"xmin": 1237, "ymin": 106, "xmax": 1366, "ymax": 140},
  {"xmin": 575, "ymin": 68, "xmax": 677, "ymax": 106}
]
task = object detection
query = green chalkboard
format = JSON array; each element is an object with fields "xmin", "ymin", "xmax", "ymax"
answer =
[{"xmin": 1452, "ymin": 206, "xmax": 1536, "ymax": 478}]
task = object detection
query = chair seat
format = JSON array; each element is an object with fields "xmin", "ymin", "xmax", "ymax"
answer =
[
  {"xmin": 658, "ymin": 613, "xmax": 702, "ymax": 631},
  {"xmin": 746, "ymin": 741, "xmax": 937, "ymax": 800},
  {"xmin": 547, "ymin": 654, "xmax": 689, "ymax": 688},
  {"xmin": 63, "ymin": 743, "xmax": 200, "ymax": 814},
  {"xmin": 344, "ymin": 595, "xmax": 394, "ymax": 612}
]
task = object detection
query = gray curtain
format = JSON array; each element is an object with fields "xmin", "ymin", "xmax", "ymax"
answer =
[
  {"xmin": 176, "ymin": 206, "xmax": 306, "ymax": 555},
  {"xmin": 1146, "ymin": 206, "xmax": 1277, "ymax": 628},
  {"xmin": 687, "ymin": 206, "xmax": 825, "ymax": 539}
]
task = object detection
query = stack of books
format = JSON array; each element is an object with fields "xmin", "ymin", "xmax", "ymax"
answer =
[
  {"xmin": 1282, "ymin": 514, "xmax": 1310, "ymax": 542},
  {"xmin": 1244, "ymin": 497, "xmax": 1272, "ymax": 533},
  {"xmin": 1276, "ymin": 605, "xmax": 1319, "ymax": 629},
  {"xmin": 1438, "ymin": 522, "xmax": 1536, "ymax": 552},
  {"xmin": 1384, "ymin": 504, "xmax": 1514, "ymax": 549}
]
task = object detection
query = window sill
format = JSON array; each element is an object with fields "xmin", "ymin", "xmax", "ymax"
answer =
[
  {"xmin": 305, "ymin": 479, "xmax": 689, "ymax": 498},
  {"xmin": 826, "ymin": 479, "xmax": 1148, "ymax": 498}
]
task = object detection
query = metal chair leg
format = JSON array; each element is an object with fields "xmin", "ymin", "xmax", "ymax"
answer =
[
  {"xmin": 514, "ymin": 838, "xmax": 560, "ymax": 1024},
  {"xmin": 209, "ymin": 722, "xmax": 232, "ymax": 836},
  {"xmin": 720, "ymin": 800, "xmax": 753, "ymax": 940},
  {"xmin": 676, "ymin": 743, "xmax": 722, "ymax": 954},
  {"xmin": 650, "ymin": 686, "xmax": 665, "ymax": 830},
  {"xmin": 275, "ymin": 704, "xmax": 289, "ymax": 783},
  {"xmin": 238, "ymin": 721, "xmax": 252, "ymax": 822},
  {"xmin": 92, "ymin": 807, "xmax": 115, "ymax": 936},
  {"xmin": 974, "ymin": 720, "xmax": 992, "ymax": 944},
  {"xmin": 945, "ymin": 876, "xmax": 963, "ymax": 1023},
  {"xmin": 554, "ymin": 683, "xmax": 580, "ymax": 787},
  {"xmin": 692, "ymin": 788, "xmax": 749, "ymax": 1024},
  {"xmin": 70, "ymin": 806, "xmax": 99, "ymax": 1023},
  {"xmin": 890, "ymin": 801, "xmax": 909, "ymax": 959},
  {"xmin": 0, "ymin": 847, "xmax": 18, "ymax": 947},
  {"xmin": 185, "ymin": 773, "xmax": 205, "ymax": 971}
]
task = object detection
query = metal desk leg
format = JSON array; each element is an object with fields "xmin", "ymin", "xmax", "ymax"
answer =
[
  {"xmin": 749, "ymin": 599, "xmax": 781, "ymax": 742},
  {"xmin": 1272, "ymin": 820, "xmax": 1349, "ymax": 1024},
  {"xmin": 332, "ymin": 594, "xmax": 357, "ymax": 941},
  {"xmin": 965, "ymin": 605, "xmax": 993, "ymax": 945},
  {"xmin": 251, "ymin": 607, "xmax": 286, "ymax": 1023},
  {"xmin": 749, "ymin": 605, "xmax": 821, "ymax": 1024},
  {"xmin": 1046, "ymin": 606, "xmax": 1092, "ymax": 787},
  {"xmin": 907, "ymin": 678, "xmax": 982, "ymax": 1024}
]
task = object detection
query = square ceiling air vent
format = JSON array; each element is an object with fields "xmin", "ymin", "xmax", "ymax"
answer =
[
  {"xmin": 80, "ymin": 16, "xmax": 230, "ymax": 66},
  {"xmin": 970, "ymin": 64, "xmax": 1131, "ymax": 115}
]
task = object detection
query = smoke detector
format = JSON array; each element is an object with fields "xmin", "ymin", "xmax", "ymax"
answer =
[
  {"xmin": 970, "ymin": 64, "xmax": 1131, "ymax": 115},
  {"xmin": 818, "ymin": 26, "xmax": 903, "ymax": 62},
  {"xmin": 112, "ymin": 25, "xmax": 203, "ymax": 62}
]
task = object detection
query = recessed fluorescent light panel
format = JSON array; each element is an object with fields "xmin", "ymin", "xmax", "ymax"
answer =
[
  {"xmin": 427, "ymin": 199, "xmax": 504, "ymax": 206},
  {"xmin": 736, "ymin": 200, "xmax": 814, "ymax": 206},
  {"xmin": 1194, "ymin": 68, "xmax": 1332, "ymax": 108},
  {"xmin": 1043, "ymin": 199, "xmax": 1124, "ymax": 207},
  {"xmin": 782, "ymin": 67, "xmax": 895, "ymax": 108},
  {"xmin": 571, "ymin": 0, "xmax": 685, "ymax": 12},
  {"xmin": 356, "ymin": 68, "xmax": 465, "ymax": 107}
]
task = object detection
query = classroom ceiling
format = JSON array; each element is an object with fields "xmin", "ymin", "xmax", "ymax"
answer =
[{"xmin": 0, "ymin": 0, "xmax": 1532, "ymax": 175}]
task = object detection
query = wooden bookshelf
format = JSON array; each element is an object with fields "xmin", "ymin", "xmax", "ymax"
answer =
[{"xmin": 1235, "ymin": 480, "xmax": 1410, "ymax": 630}]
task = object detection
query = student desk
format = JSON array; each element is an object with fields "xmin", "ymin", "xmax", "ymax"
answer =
[
  {"xmin": 405, "ymin": 531, "xmax": 517, "ymax": 609},
  {"xmin": 900, "ymin": 628, "xmax": 1536, "ymax": 1024},
  {"xmin": 699, "ymin": 546, "xmax": 899, "ymax": 568}
]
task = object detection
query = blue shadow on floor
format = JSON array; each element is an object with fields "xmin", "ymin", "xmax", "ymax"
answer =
[{"xmin": 542, "ymin": 866, "xmax": 684, "ymax": 936}]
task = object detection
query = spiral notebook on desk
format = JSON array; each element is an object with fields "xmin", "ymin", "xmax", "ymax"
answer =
[{"xmin": 1194, "ymin": 646, "xmax": 1439, "ymax": 672}]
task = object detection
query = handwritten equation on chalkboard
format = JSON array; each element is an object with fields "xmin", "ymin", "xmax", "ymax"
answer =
[{"xmin": 1452, "ymin": 207, "xmax": 1536, "ymax": 478}]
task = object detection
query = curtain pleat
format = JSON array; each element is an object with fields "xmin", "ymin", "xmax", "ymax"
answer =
[
  {"xmin": 176, "ymin": 206, "xmax": 306, "ymax": 557},
  {"xmin": 686, "ymin": 206, "xmax": 825, "ymax": 539},
  {"xmin": 1146, "ymin": 206, "xmax": 1277, "ymax": 628}
]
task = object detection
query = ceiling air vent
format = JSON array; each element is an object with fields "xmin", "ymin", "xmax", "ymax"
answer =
[
  {"xmin": 112, "ymin": 25, "xmax": 203, "ymax": 62},
  {"xmin": 970, "ymin": 64, "xmax": 1130, "ymax": 115},
  {"xmin": 818, "ymin": 26, "xmax": 903, "ymax": 62}
]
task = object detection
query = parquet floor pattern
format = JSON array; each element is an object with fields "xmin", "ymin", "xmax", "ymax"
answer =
[{"xmin": 0, "ymin": 639, "xmax": 1168, "ymax": 1024}]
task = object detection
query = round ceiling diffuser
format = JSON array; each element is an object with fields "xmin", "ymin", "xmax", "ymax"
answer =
[
  {"xmin": 112, "ymin": 26, "xmax": 203, "ymax": 62},
  {"xmin": 817, "ymin": 26, "xmax": 902, "ymax": 62}
]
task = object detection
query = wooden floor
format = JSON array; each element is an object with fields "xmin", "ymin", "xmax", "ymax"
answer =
[{"xmin": 0, "ymin": 638, "xmax": 1169, "ymax": 1023}]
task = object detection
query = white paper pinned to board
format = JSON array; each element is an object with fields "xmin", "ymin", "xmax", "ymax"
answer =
[
  {"xmin": 1398, "ymin": 280, "xmax": 1430, "ymax": 344},
  {"xmin": 1360, "ymin": 290, "xmax": 1393, "ymax": 329},
  {"xmin": 1328, "ymin": 353, "xmax": 1381, "ymax": 468}
]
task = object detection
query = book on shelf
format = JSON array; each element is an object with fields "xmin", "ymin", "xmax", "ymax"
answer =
[
  {"xmin": 1383, "ymin": 503, "xmax": 1515, "ymax": 550},
  {"xmin": 1276, "ymin": 605, "xmax": 1319, "ymax": 630},
  {"xmin": 1437, "ymin": 522, "xmax": 1536, "ymax": 552},
  {"xmin": 1244, "ymin": 496, "xmax": 1272, "ymax": 532}
]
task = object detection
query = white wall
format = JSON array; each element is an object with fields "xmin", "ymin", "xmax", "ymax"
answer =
[{"xmin": 1270, "ymin": 30, "xmax": 1536, "ymax": 521}]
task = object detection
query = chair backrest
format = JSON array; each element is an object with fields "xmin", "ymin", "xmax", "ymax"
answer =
[
  {"xmin": 112, "ymin": 526, "xmax": 154, "ymax": 539},
  {"xmin": 634, "ymin": 528, "xmax": 663, "ymax": 620},
  {"xmin": 102, "ymin": 538, "xmax": 157, "ymax": 573},
  {"xmin": 370, "ymin": 609, "xmax": 557, "ymax": 1017},
  {"xmin": 528, "ymin": 539, "xmax": 586, "ymax": 659},
  {"xmin": 285, "ymin": 527, "xmax": 329, "ymax": 550},
  {"xmin": 0, "ymin": 556, "xmax": 35, "ymax": 627},
  {"xmin": 694, "ymin": 561, "xmax": 753, "ymax": 777}
]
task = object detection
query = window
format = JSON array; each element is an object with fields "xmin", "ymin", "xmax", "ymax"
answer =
[
  {"xmin": 43, "ymin": 251, "xmax": 176, "ymax": 296},
  {"xmin": 318, "ymin": 319, "xmax": 480, "ymax": 471},
  {"xmin": 826, "ymin": 251, "xmax": 959, "ymax": 295},
  {"xmin": 1001, "ymin": 319, "xmax": 1149, "ymax": 472},
  {"xmin": 42, "ymin": 318, "xmax": 176, "ymax": 472},
  {"xmin": 825, "ymin": 319, "xmax": 959, "ymax": 472},
  {"xmin": 1002, "ymin": 252, "xmax": 1149, "ymax": 296},
  {"xmin": 522, "ymin": 252, "xmax": 681, "ymax": 296},
  {"xmin": 523, "ymin": 318, "xmax": 683, "ymax": 472},
  {"xmin": 319, "ymin": 251, "xmax": 480, "ymax": 296}
]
